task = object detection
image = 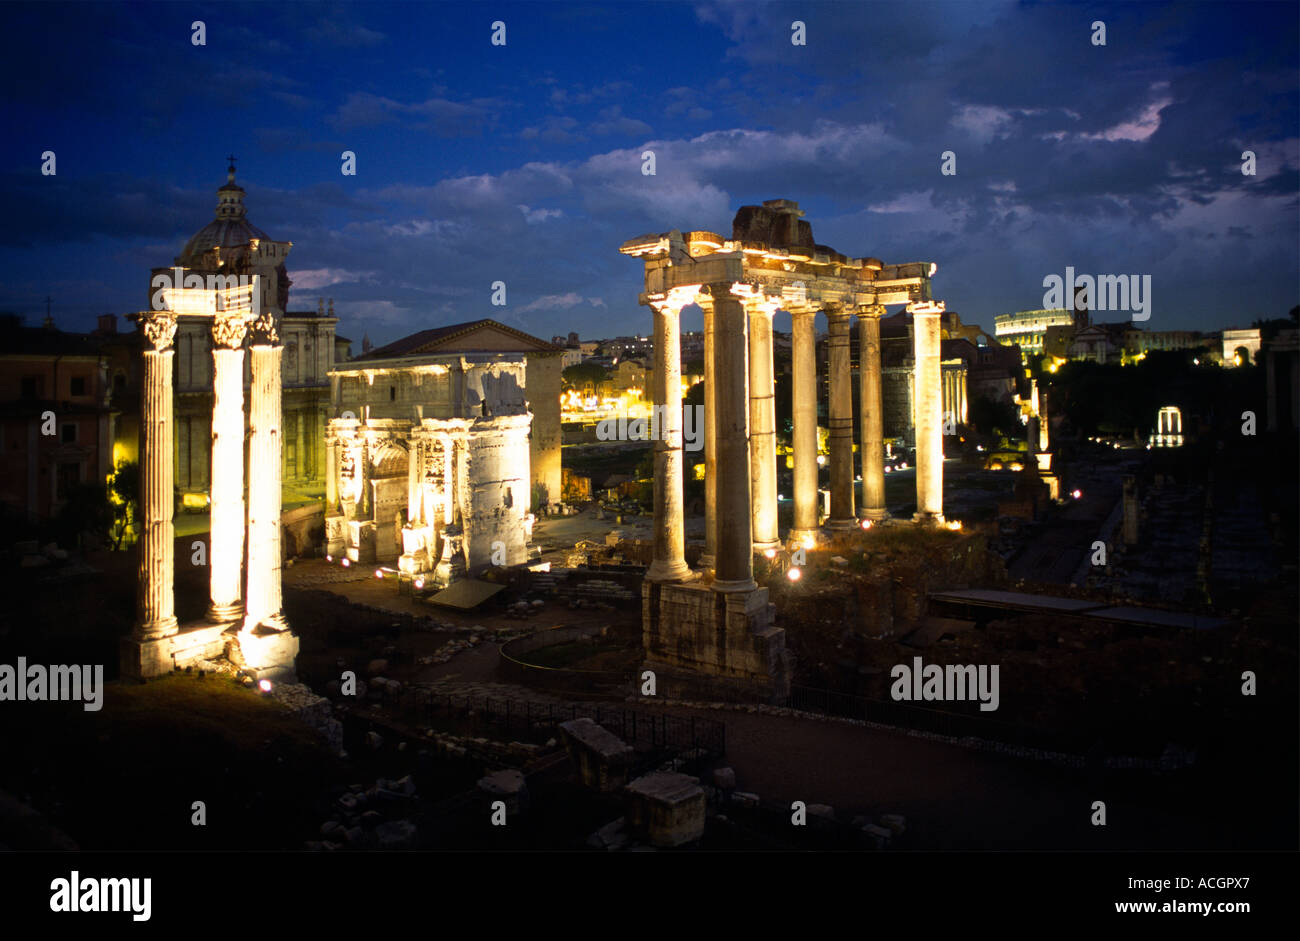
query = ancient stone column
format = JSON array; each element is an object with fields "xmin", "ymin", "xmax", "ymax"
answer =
[
  {"xmin": 737, "ymin": 286, "xmax": 780, "ymax": 551},
  {"xmin": 645, "ymin": 287, "xmax": 697, "ymax": 582},
  {"xmin": 136, "ymin": 312, "xmax": 180, "ymax": 640},
  {"xmin": 857, "ymin": 304, "xmax": 887, "ymax": 520},
  {"xmin": 325, "ymin": 432, "xmax": 339, "ymax": 511},
  {"xmin": 207, "ymin": 312, "xmax": 248, "ymax": 624},
  {"xmin": 789, "ymin": 309, "xmax": 819, "ymax": 546},
  {"xmin": 406, "ymin": 437, "xmax": 421, "ymax": 525},
  {"xmin": 825, "ymin": 305, "xmax": 856, "ymax": 528},
  {"xmin": 244, "ymin": 314, "xmax": 286, "ymax": 632},
  {"xmin": 700, "ymin": 295, "xmax": 718, "ymax": 573},
  {"xmin": 910, "ymin": 301, "xmax": 945, "ymax": 523},
  {"xmin": 708, "ymin": 284, "xmax": 755, "ymax": 592}
]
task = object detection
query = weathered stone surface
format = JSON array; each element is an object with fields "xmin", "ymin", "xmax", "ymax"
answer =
[
  {"xmin": 477, "ymin": 769, "xmax": 529, "ymax": 815},
  {"xmin": 711, "ymin": 766, "xmax": 736, "ymax": 790},
  {"xmin": 879, "ymin": 813, "xmax": 907, "ymax": 836},
  {"xmin": 624, "ymin": 772, "xmax": 706, "ymax": 847},
  {"xmin": 560, "ymin": 718, "xmax": 634, "ymax": 793}
]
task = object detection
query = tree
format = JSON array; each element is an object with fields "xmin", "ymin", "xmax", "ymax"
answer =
[
  {"xmin": 107, "ymin": 460, "xmax": 139, "ymax": 549},
  {"xmin": 562, "ymin": 362, "xmax": 609, "ymax": 390}
]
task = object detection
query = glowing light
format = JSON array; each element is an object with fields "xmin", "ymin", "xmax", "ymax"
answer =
[
  {"xmin": 325, "ymin": 554, "xmax": 333, "ymax": 562},
  {"xmin": 787, "ymin": 567, "xmax": 802, "ymax": 582},
  {"xmin": 375, "ymin": 569, "xmax": 384, "ymax": 579},
  {"xmin": 1071, "ymin": 489, "xmax": 1082, "ymax": 499},
  {"xmin": 861, "ymin": 519, "xmax": 873, "ymax": 530},
  {"xmin": 802, "ymin": 536, "xmax": 815, "ymax": 550},
  {"xmin": 258, "ymin": 679, "xmax": 272, "ymax": 693},
  {"xmin": 945, "ymin": 520, "xmax": 963, "ymax": 531},
  {"xmin": 341, "ymin": 558, "xmax": 351, "ymax": 568},
  {"xmin": 414, "ymin": 578, "xmax": 425, "ymax": 590},
  {"xmin": 816, "ymin": 454, "xmax": 826, "ymax": 466},
  {"xmin": 763, "ymin": 548, "xmax": 777, "ymax": 559},
  {"xmin": 899, "ymin": 462, "xmax": 908, "ymax": 470}
]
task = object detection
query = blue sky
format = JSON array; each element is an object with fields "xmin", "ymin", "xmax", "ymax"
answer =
[{"xmin": 1, "ymin": 0, "xmax": 1296, "ymax": 346}]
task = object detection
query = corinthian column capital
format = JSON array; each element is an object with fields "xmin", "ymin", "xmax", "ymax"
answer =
[
  {"xmin": 212, "ymin": 312, "xmax": 251, "ymax": 349},
  {"xmin": 138, "ymin": 311, "xmax": 178, "ymax": 352},
  {"xmin": 248, "ymin": 311, "xmax": 279, "ymax": 345},
  {"xmin": 858, "ymin": 303, "xmax": 887, "ymax": 319},
  {"xmin": 646, "ymin": 284, "xmax": 701, "ymax": 314}
]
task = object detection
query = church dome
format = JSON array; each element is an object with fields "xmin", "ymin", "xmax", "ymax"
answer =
[{"xmin": 178, "ymin": 161, "xmax": 271, "ymax": 262}]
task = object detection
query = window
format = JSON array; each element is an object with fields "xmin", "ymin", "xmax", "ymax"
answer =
[
  {"xmin": 389, "ymin": 386, "xmax": 396, "ymax": 401},
  {"xmin": 61, "ymin": 423, "xmax": 77, "ymax": 444},
  {"xmin": 21, "ymin": 375, "xmax": 41, "ymax": 399},
  {"xmin": 70, "ymin": 376, "xmax": 86, "ymax": 396},
  {"xmin": 58, "ymin": 462, "xmax": 80, "ymax": 494}
]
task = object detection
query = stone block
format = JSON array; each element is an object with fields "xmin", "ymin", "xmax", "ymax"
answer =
[
  {"xmin": 560, "ymin": 718, "xmax": 634, "ymax": 793},
  {"xmin": 119, "ymin": 636, "xmax": 172, "ymax": 680},
  {"xmin": 234, "ymin": 629, "xmax": 299, "ymax": 682},
  {"xmin": 624, "ymin": 772, "xmax": 706, "ymax": 847},
  {"xmin": 711, "ymin": 766, "xmax": 736, "ymax": 790},
  {"xmin": 478, "ymin": 769, "xmax": 529, "ymax": 815}
]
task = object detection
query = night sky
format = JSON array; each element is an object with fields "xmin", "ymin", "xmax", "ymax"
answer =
[{"xmin": 1, "ymin": 0, "xmax": 1296, "ymax": 346}]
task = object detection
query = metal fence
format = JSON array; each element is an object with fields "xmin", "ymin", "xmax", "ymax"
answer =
[
  {"xmin": 785, "ymin": 684, "xmax": 1096, "ymax": 753},
  {"xmin": 388, "ymin": 686, "xmax": 725, "ymax": 758}
]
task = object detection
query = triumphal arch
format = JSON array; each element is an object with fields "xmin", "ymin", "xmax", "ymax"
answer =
[{"xmin": 620, "ymin": 199, "xmax": 947, "ymax": 699}]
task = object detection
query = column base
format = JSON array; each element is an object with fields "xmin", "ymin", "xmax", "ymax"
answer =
[
  {"xmin": 787, "ymin": 529, "xmax": 818, "ymax": 550},
  {"xmin": 231, "ymin": 625, "xmax": 299, "ymax": 684},
  {"xmin": 712, "ymin": 577, "xmax": 758, "ymax": 594},
  {"xmin": 860, "ymin": 507, "xmax": 889, "ymax": 521},
  {"xmin": 698, "ymin": 553, "xmax": 715, "ymax": 572},
  {"xmin": 826, "ymin": 517, "xmax": 858, "ymax": 531},
  {"xmin": 646, "ymin": 558, "xmax": 695, "ymax": 583},
  {"xmin": 912, "ymin": 511, "xmax": 946, "ymax": 527},
  {"xmin": 206, "ymin": 601, "xmax": 243, "ymax": 624},
  {"xmin": 752, "ymin": 540, "xmax": 782, "ymax": 554},
  {"xmin": 242, "ymin": 611, "xmax": 288, "ymax": 634},
  {"xmin": 119, "ymin": 635, "xmax": 173, "ymax": 680}
]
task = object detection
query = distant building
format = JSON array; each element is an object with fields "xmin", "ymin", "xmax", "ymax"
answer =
[
  {"xmin": 141, "ymin": 163, "xmax": 341, "ymax": 503},
  {"xmin": 994, "ymin": 308, "xmax": 1076, "ymax": 354},
  {"xmin": 351, "ymin": 319, "xmax": 565, "ymax": 506},
  {"xmin": 0, "ymin": 315, "xmax": 117, "ymax": 522},
  {"xmin": 1222, "ymin": 327, "xmax": 1262, "ymax": 366}
]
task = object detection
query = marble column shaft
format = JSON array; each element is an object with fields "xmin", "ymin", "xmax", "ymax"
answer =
[
  {"xmin": 709, "ymin": 286, "xmax": 755, "ymax": 591},
  {"xmin": 245, "ymin": 325, "xmax": 285, "ymax": 632},
  {"xmin": 858, "ymin": 305, "xmax": 887, "ymax": 519},
  {"xmin": 701, "ymin": 297, "xmax": 718, "ymax": 572},
  {"xmin": 911, "ymin": 303, "xmax": 945, "ymax": 521},
  {"xmin": 207, "ymin": 316, "xmax": 247, "ymax": 624},
  {"xmin": 826, "ymin": 307, "xmax": 855, "ymax": 527},
  {"xmin": 790, "ymin": 310, "xmax": 819, "ymax": 544},
  {"xmin": 137, "ymin": 316, "xmax": 179, "ymax": 640},
  {"xmin": 745, "ymin": 295, "xmax": 780, "ymax": 550},
  {"xmin": 325, "ymin": 434, "xmax": 339, "ymax": 510},
  {"xmin": 646, "ymin": 290, "xmax": 693, "ymax": 582}
]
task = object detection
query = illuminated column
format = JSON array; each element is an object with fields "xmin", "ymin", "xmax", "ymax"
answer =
[
  {"xmin": 700, "ymin": 295, "xmax": 718, "ymax": 573},
  {"xmin": 789, "ymin": 309, "xmax": 819, "ymax": 546},
  {"xmin": 207, "ymin": 313, "xmax": 249, "ymax": 624},
  {"xmin": 910, "ymin": 301, "xmax": 945, "ymax": 523},
  {"xmin": 857, "ymin": 304, "xmax": 887, "ymax": 520},
  {"xmin": 325, "ymin": 432, "xmax": 339, "ymax": 511},
  {"xmin": 136, "ymin": 312, "xmax": 180, "ymax": 640},
  {"xmin": 736, "ymin": 286, "xmax": 780, "ymax": 551},
  {"xmin": 708, "ymin": 283, "xmax": 755, "ymax": 592},
  {"xmin": 244, "ymin": 314, "xmax": 286, "ymax": 632},
  {"xmin": 406, "ymin": 437, "xmax": 422, "ymax": 524},
  {"xmin": 645, "ymin": 287, "xmax": 697, "ymax": 582},
  {"xmin": 826, "ymin": 305, "xmax": 856, "ymax": 528}
]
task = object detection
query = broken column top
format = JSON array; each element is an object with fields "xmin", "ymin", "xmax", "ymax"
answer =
[
  {"xmin": 625, "ymin": 771, "xmax": 702, "ymax": 804},
  {"xmin": 559, "ymin": 717, "xmax": 633, "ymax": 757}
]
